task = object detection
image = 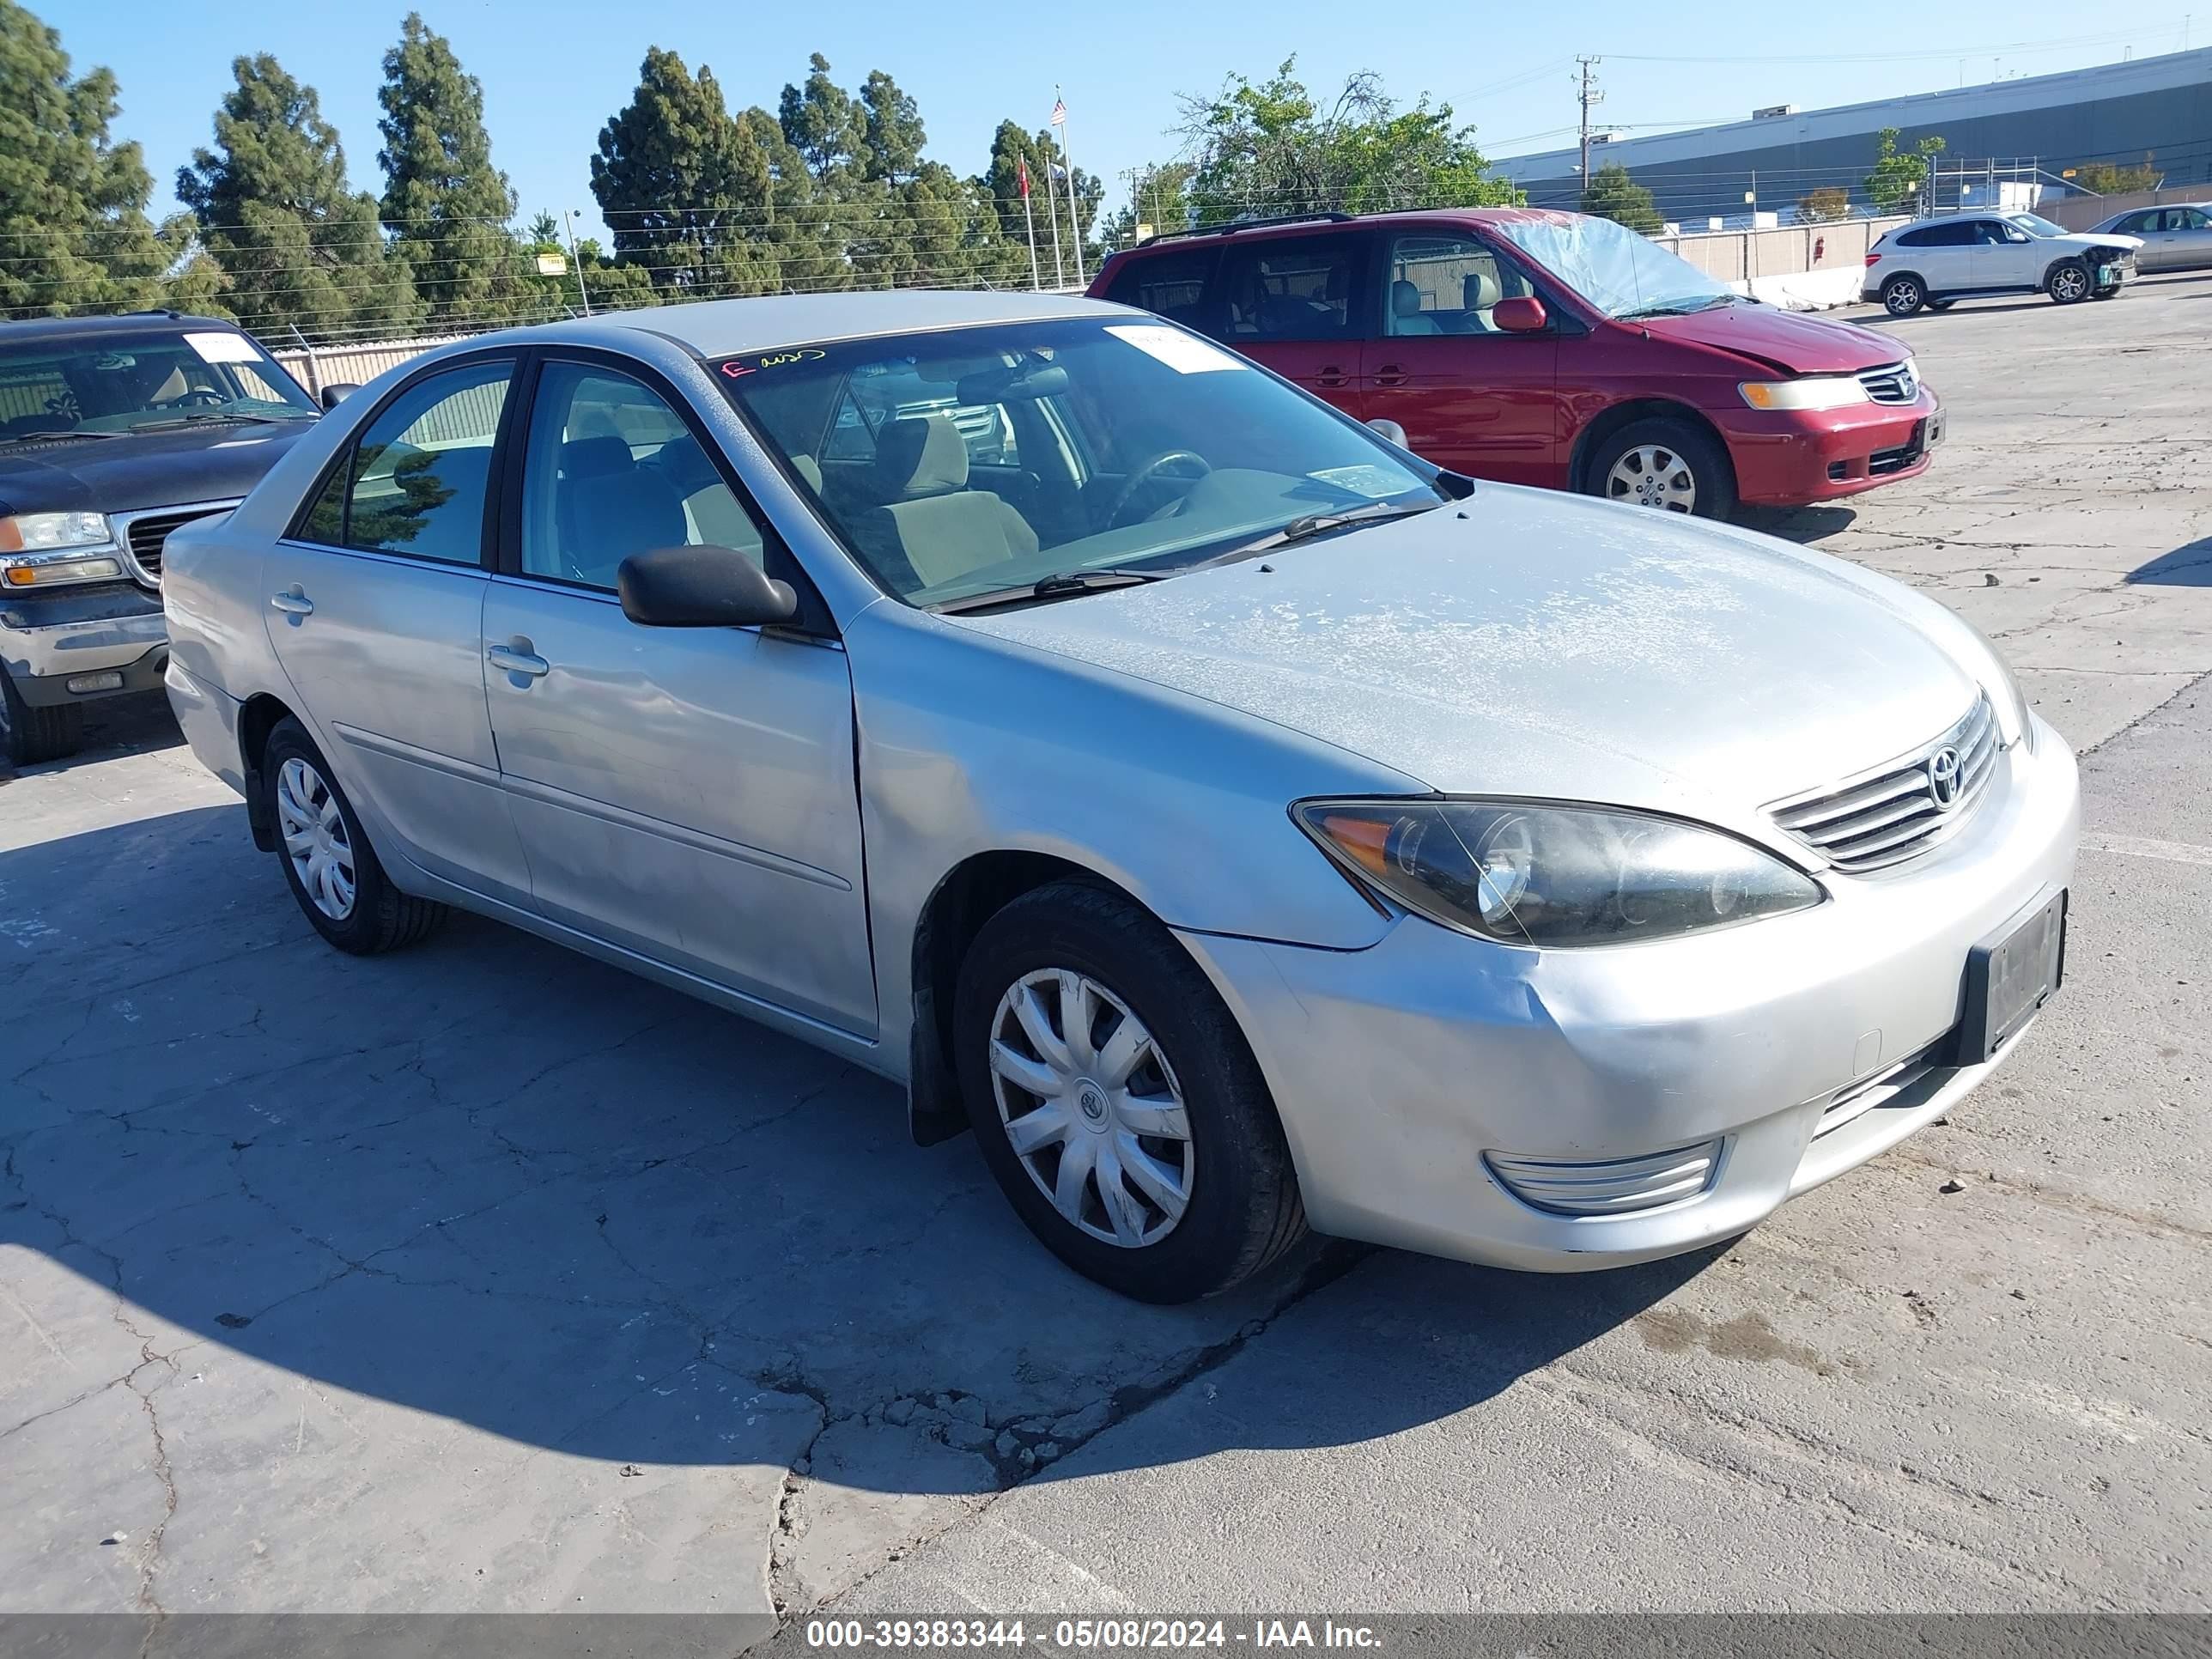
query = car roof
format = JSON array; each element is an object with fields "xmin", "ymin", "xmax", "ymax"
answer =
[
  {"xmin": 479, "ymin": 289, "xmax": 1127, "ymax": 359},
  {"xmin": 1119, "ymin": 206, "xmax": 1586, "ymax": 257},
  {"xmin": 0, "ymin": 310, "xmax": 255, "ymax": 344}
]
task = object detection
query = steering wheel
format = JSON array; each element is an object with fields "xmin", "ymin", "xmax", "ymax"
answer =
[
  {"xmin": 1103, "ymin": 449, "xmax": 1212, "ymax": 527},
  {"xmin": 157, "ymin": 387, "xmax": 229, "ymax": 410}
]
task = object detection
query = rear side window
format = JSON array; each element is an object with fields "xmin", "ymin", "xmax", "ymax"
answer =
[
  {"xmin": 1215, "ymin": 236, "xmax": 1365, "ymax": 342},
  {"xmin": 1896, "ymin": 223, "xmax": 1972, "ymax": 248},
  {"xmin": 1103, "ymin": 248, "xmax": 1218, "ymax": 331}
]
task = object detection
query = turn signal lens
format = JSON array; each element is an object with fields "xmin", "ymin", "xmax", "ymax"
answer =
[
  {"xmin": 1739, "ymin": 377, "xmax": 1870, "ymax": 412},
  {"xmin": 2, "ymin": 556, "xmax": 125, "ymax": 587}
]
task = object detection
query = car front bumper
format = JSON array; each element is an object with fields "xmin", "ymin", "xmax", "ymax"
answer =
[
  {"xmin": 0, "ymin": 584, "xmax": 169, "ymax": 706},
  {"xmin": 1176, "ymin": 715, "xmax": 2078, "ymax": 1272},
  {"xmin": 1717, "ymin": 393, "xmax": 1943, "ymax": 506}
]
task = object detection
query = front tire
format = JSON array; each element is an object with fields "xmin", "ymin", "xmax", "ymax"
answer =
[
  {"xmin": 1925, "ymin": 299, "xmax": 1955, "ymax": 312},
  {"xmin": 952, "ymin": 880, "xmax": 1306, "ymax": 1303},
  {"xmin": 1587, "ymin": 417, "xmax": 1736, "ymax": 520},
  {"xmin": 2047, "ymin": 260, "xmax": 2092, "ymax": 304},
  {"xmin": 0, "ymin": 672, "xmax": 86, "ymax": 768},
  {"xmin": 1882, "ymin": 275, "xmax": 1925, "ymax": 316},
  {"xmin": 262, "ymin": 718, "xmax": 447, "ymax": 955}
]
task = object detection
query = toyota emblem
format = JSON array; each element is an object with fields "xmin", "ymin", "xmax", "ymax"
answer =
[{"xmin": 1927, "ymin": 744, "xmax": 1963, "ymax": 809}]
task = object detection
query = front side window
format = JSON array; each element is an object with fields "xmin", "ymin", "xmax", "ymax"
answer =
[
  {"xmin": 340, "ymin": 359, "xmax": 512, "ymax": 564},
  {"xmin": 519, "ymin": 362, "xmax": 763, "ymax": 590},
  {"xmin": 1386, "ymin": 234, "xmax": 1538, "ymax": 335},
  {"xmin": 1485, "ymin": 214, "xmax": 1739, "ymax": 320},
  {"xmin": 0, "ymin": 328, "xmax": 316, "ymax": 445},
  {"xmin": 1215, "ymin": 238, "xmax": 1363, "ymax": 341},
  {"xmin": 718, "ymin": 316, "xmax": 1443, "ymax": 609}
]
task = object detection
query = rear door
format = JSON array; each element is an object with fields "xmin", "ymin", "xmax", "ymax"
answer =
[
  {"xmin": 261, "ymin": 354, "xmax": 532, "ymax": 902},
  {"xmin": 1359, "ymin": 229, "xmax": 1559, "ymax": 484},
  {"xmin": 479, "ymin": 351, "xmax": 876, "ymax": 1036},
  {"xmin": 1208, "ymin": 233, "xmax": 1371, "ymax": 415}
]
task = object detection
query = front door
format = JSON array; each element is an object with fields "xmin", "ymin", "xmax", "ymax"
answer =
[
  {"xmin": 1359, "ymin": 231, "xmax": 1560, "ymax": 484},
  {"xmin": 1209, "ymin": 233, "xmax": 1370, "ymax": 416},
  {"xmin": 480, "ymin": 356, "xmax": 877, "ymax": 1036},
  {"xmin": 1969, "ymin": 219, "xmax": 2039, "ymax": 289},
  {"xmin": 261, "ymin": 355, "xmax": 532, "ymax": 902}
]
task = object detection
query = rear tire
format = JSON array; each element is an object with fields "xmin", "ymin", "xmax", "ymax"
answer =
[
  {"xmin": 262, "ymin": 718, "xmax": 447, "ymax": 955},
  {"xmin": 2047, "ymin": 260, "xmax": 2092, "ymax": 304},
  {"xmin": 952, "ymin": 880, "xmax": 1306, "ymax": 1303},
  {"xmin": 1586, "ymin": 416, "xmax": 1736, "ymax": 520},
  {"xmin": 0, "ymin": 672, "xmax": 85, "ymax": 768},
  {"xmin": 1881, "ymin": 274, "xmax": 1925, "ymax": 316}
]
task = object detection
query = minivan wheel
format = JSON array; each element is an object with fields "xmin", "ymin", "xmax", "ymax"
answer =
[
  {"xmin": 0, "ymin": 672, "xmax": 86, "ymax": 768},
  {"xmin": 952, "ymin": 880, "xmax": 1306, "ymax": 1303},
  {"xmin": 262, "ymin": 718, "xmax": 447, "ymax": 954},
  {"xmin": 1589, "ymin": 417, "xmax": 1735, "ymax": 520},
  {"xmin": 1881, "ymin": 275, "xmax": 1925, "ymax": 316},
  {"xmin": 2047, "ymin": 260, "xmax": 2091, "ymax": 303}
]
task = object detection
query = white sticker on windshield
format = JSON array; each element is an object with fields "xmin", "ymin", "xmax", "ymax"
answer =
[
  {"xmin": 1103, "ymin": 324, "xmax": 1244, "ymax": 374},
  {"xmin": 184, "ymin": 331, "xmax": 260, "ymax": 364},
  {"xmin": 1309, "ymin": 465, "xmax": 1407, "ymax": 499}
]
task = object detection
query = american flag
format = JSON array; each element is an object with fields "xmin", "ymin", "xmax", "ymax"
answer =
[{"xmin": 1049, "ymin": 96, "xmax": 1067, "ymax": 127}]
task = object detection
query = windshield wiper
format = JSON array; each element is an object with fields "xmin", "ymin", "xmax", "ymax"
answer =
[
  {"xmin": 1199, "ymin": 499, "xmax": 1444, "ymax": 567},
  {"xmin": 1617, "ymin": 294, "xmax": 1740, "ymax": 320},
  {"xmin": 931, "ymin": 568, "xmax": 1165, "ymax": 614},
  {"xmin": 0, "ymin": 427, "xmax": 126, "ymax": 444},
  {"xmin": 127, "ymin": 412, "xmax": 287, "ymax": 433}
]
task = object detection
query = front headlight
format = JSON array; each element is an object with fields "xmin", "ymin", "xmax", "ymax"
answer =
[
  {"xmin": 0, "ymin": 511, "xmax": 112, "ymax": 554},
  {"xmin": 1295, "ymin": 799, "xmax": 1824, "ymax": 948},
  {"xmin": 1962, "ymin": 617, "xmax": 2036, "ymax": 755},
  {"xmin": 1738, "ymin": 378, "xmax": 1870, "ymax": 412}
]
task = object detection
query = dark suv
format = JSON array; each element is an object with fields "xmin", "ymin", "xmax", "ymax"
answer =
[
  {"xmin": 1, "ymin": 312, "xmax": 328, "ymax": 763},
  {"xmin": 1091, "ymin": 208, "xmax": 1942, "ymax": 522}
]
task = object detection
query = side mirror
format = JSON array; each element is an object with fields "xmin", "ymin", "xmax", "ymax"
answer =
[
  {"xmin": 1492, "ymin": 297, "xmax": 1548, "ymax": 334},
  {"xmin": 1365, "ymin": 417, "xmax": 1409, "ymax": 447},
  {"xmin": 319, "ymin": 383, "xmax": 359, "ymax": 410},
  {"xmin": 618, "ymin": 545, "xmax": 799, "ymax": 629}
]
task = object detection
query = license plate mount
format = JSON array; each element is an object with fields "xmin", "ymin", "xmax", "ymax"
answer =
[{"xmin": 1954, "ymin": 889, "xmax": 2067, "ymax": 1065}]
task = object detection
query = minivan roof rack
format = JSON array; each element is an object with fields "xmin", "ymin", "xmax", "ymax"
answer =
[{"xmin": 1138, "ymin": 211, "xmax": 1354, "ymax": 247}]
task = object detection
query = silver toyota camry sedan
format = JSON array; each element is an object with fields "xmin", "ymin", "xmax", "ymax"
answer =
[{"xmin": 162, "ymin": 292, "xmax": 2078, "ymax": 1303}]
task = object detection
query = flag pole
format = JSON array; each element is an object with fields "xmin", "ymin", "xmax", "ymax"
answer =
[
  {"xmin": 1042, "ymin": 140, "xmax": 1066, "ymax": 289},
  {"xmin": 1054, "ymin": 87, "xmax": 1085, "ymax": 285},
  {"xmin": 1019, "ymin": 161, "xmax": 1042, "ymax": 291}
]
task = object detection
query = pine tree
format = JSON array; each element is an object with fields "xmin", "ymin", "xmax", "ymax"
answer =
[
  {"xmin": 0, "ymin": 0, "xmax": 168, "ymax": 318},
  {"xmin": 860, "ymin": 70, "xmax": 926, "ymax": 185},
  {"xmin": 1580, "ymin": 162, "xmax": 1662, "ymax": 234},
  {"xmin": 377, "ymin": 13, "xmax": 526, "ymax": 325},
  {"xmin": 778, "ymin": 52, "xmax": 865, "ymax": 184},
  {"xmin": 177, "ymin": 54, "xmax": 418, "ymax": 340}
]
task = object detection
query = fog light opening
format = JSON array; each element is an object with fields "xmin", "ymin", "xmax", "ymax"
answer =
[{"xmin": 64, "ymin": 671, "xmax": 125, "ymax": 695}]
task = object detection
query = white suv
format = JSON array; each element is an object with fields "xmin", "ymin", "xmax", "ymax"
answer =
[{"xmin": 1862, "ymin": 210, "xmax": 2143, "ymax": 316}]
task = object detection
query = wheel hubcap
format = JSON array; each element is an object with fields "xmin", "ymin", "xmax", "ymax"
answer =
[
  {"xmin": 276, "ymin": 757, "xmax": 356, "ymax": 921},
  {"xmin": 1606, "ymin": 444, "xmax": 1697, "ymax": 513},
  {"xmin": 2056, "ymin": 269, "xmax": 2085, "ymax": 299},
  {"xmin": 988, "ymin": 969, "xmax": 1194, "ymax": 1249}
]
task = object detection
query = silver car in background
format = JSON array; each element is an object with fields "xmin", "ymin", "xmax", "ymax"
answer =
[
  {"xmin": 2087, "ymin": 202, "xmax": 2212, "ymax": 271},
  {"xmin": 161, "ymin": 293, "xmax": 2078, "ymax": 1303}
]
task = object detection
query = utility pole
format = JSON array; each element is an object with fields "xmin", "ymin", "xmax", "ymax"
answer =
[
  {"xmin": 562, "ymin": 209, "xmax": 591, "ymax": 317},
  {"xmin": 1576, "ymin": 57, "xmax": 1604, "ymax": 204}
]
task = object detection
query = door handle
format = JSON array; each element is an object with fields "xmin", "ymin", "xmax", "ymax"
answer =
[
  {"xmin": 488, "ymin": 642, "xmax": 550, "ymax": 679},
  {"xmin": 269, "ymin": 587, "xmax": 313, "ymax": 617},
  {"xmin": 1371, "ymin": 363, "xmax": 1408, "ymax": 387},
  {"xmin": 1315, "ymin": 364, "xmax": 1348, "ymax": 387}
]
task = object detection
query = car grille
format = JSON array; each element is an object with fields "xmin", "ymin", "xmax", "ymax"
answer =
[
  {"xmin": 1814, "ymin": 1042, "xmax": 1942, "ymax": 1139},
  {"xmin": 1486, "ymin": 1139, "xmax": 1723, "ymax": 1217},
  {"xmin": 113, "ymin": 503, "xmax": 237, "ymax": 587},
  {"xmin": 1857, "ymin": 360, "xmax": 1920, "ymax": 404},
  {"xmin": 1766, "ymin": 694, "xmax": 1999, "ymax": 873}
]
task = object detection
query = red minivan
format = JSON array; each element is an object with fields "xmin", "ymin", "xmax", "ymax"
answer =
[{"xmin": 1088, "ymin": 208, "xmax": 1943, "ymax": 520}]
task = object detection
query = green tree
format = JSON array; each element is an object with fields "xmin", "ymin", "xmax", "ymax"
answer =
[
  {"xmin": 778, "ymin": 52, "xmax": 865, "ymax": 183},
  {"xmin": 1176, "ymin": 59, "xmax": 1517, "ymax": 223},
  {"xmin": 0, "ymin": 0, "xmax": 170, "ymax": 318},
  {"xmin": 1580, "ymin": 162, "xmax": 1662, "ymax": 233},
  {"xmin": 1865, "ymin": 127, "xmax": 1946, "ymax": 215},
  {"xmin": 980, "ymin": 121, "xmax": 1104, "ymax": 271},
  {"xmin": 860, "ymin": 69, "xmax": 926, "ymax": 185},
  {"xmin": 1103, "ymin": 161, "xmax": 1196, "ymax": 251},
  {"xmin": 176, "ymin": 54, "xmax": 418, "ymax": 340},
  {"xmin": 2075, "ymin": 157, "xmax": 2159, "ymax": 194},
  {"xmin": 377, "ymin": 12, "xmax": 528, "ymax": 325},
  {"xmin": 1795, "ymin": 185, "xmax": 1851, "ymax": 224}
]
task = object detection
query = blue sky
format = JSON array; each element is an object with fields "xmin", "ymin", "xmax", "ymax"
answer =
[{"xmin": 41, "ymin": 0, "xmax": 2204, "ymax": 244}]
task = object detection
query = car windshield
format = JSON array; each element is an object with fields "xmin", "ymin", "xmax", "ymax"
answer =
[
  {"xmin": 0, "ymin": 328, "xmax": 316, "ymax": 443},
  {"xmin": 715, "ymin": 316, "xmax": 1445, "ymax": 609},
  {"xmin": 2007, "ymin": 212, "xmax": 2069, "ymax": 238},
  {"xmin": 1486, "ymin": 214, "xmax": 1741, "ymax": 320}
]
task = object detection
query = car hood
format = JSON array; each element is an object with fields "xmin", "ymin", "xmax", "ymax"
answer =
[
  {"xmin": 957, "ymin": 489, "xmax": 1983, "ymax": 836},
  {"xmin": 1634, "ymin": 301, "xmax": 1906, "ymax": 374},
  {"xmin": 0, "ymin": 420, "xmax": 316, "ymax": 518}
]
